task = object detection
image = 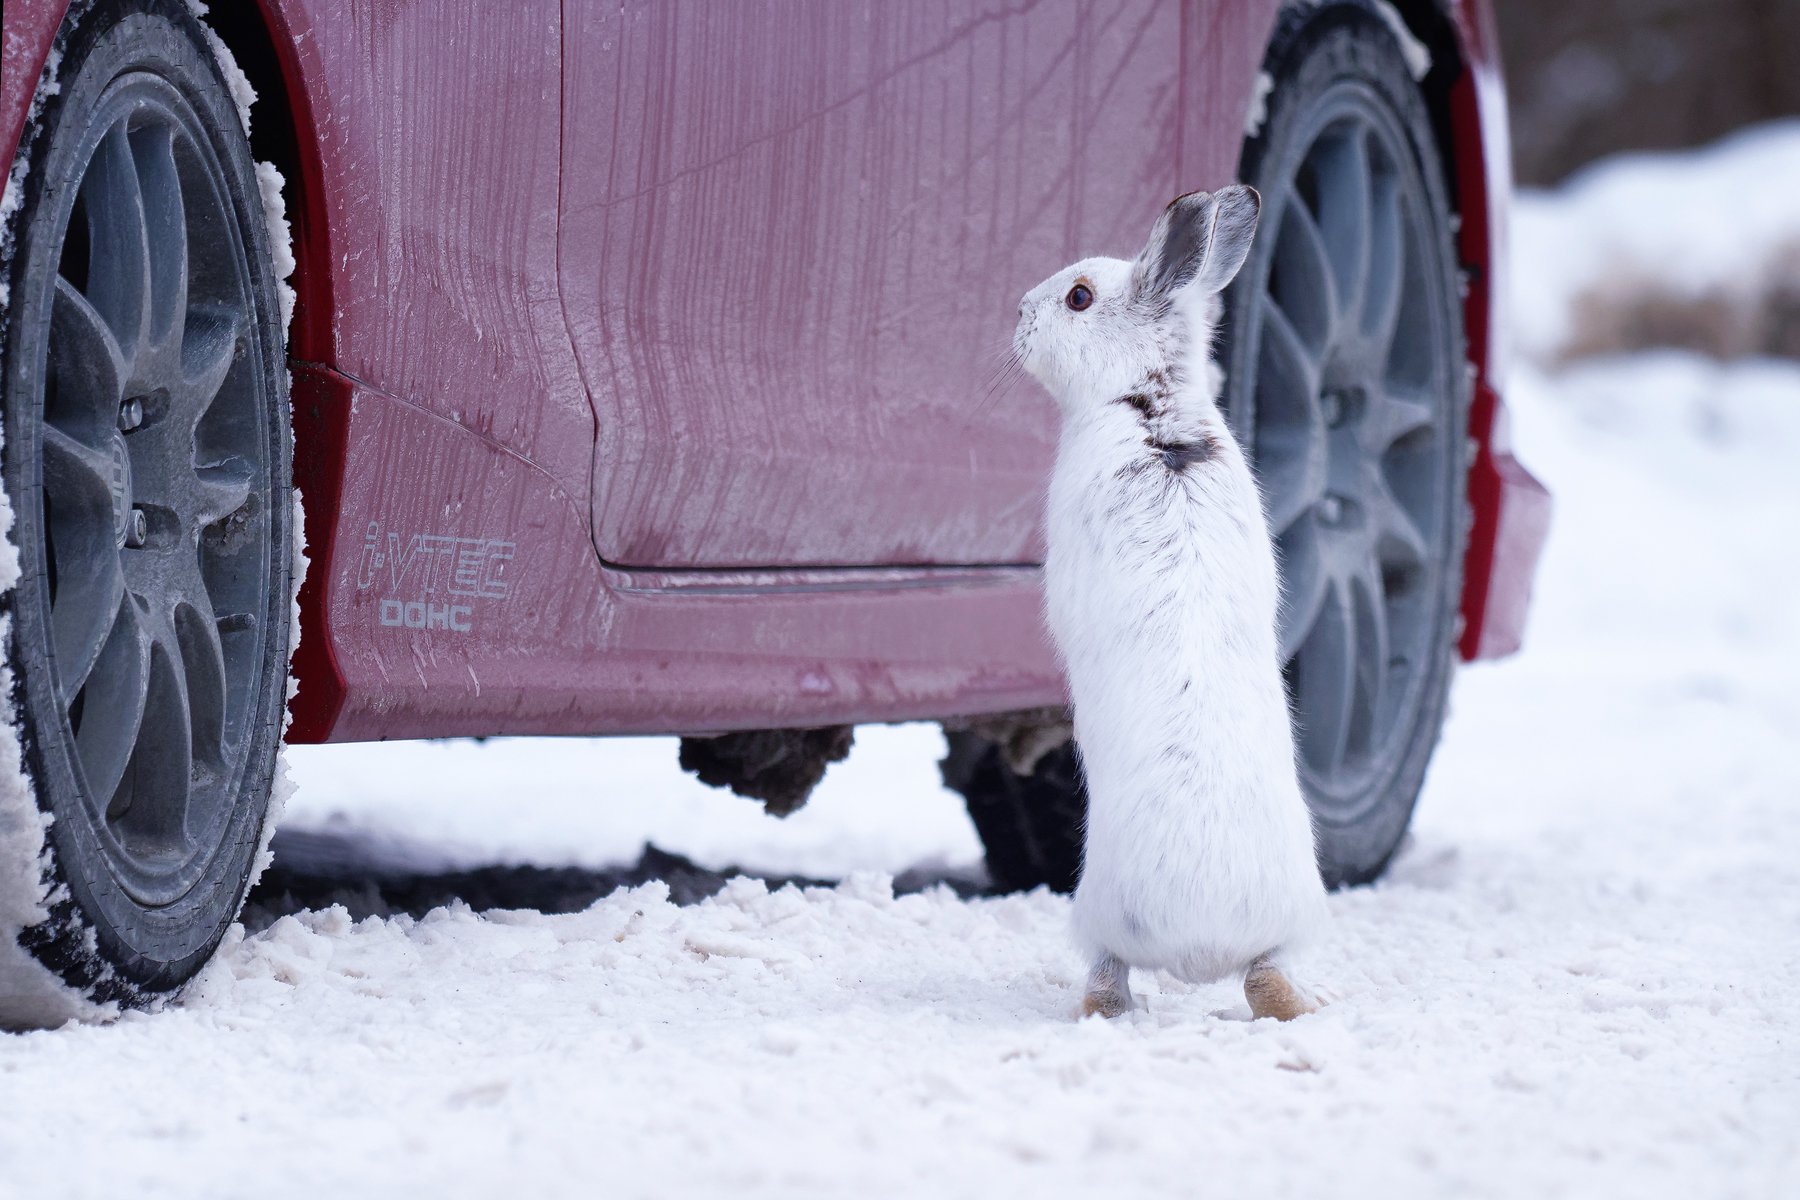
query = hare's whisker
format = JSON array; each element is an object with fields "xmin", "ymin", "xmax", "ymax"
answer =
[{"xmin": 972, "ymin": 343, "xmax": 1027, "ymax": 414}]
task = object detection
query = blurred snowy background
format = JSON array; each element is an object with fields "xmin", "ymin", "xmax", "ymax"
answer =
[
  {"xmin": 1498, "ymin": 0, "xmax": 1800, "ymax": 188},
  {"xmin": 4, "ymin": 7, "xmax": 1798, "ymax": 1199}
]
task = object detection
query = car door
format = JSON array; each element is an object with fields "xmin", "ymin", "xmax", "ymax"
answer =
[
  {"xmin": 559, "ymin": 1, "xmax": 1261, "ymax": 569},
  {"xmin": 292, "ymin": 0, "xmax": 592, "ymax": 500}
]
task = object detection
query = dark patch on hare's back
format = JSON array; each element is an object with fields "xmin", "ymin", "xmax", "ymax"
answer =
[
  {"xmin": 1152, "ymin": 433, "xmax": 1221, "ymax": 473},
  {"xmin": 1117, "ymin": 392, "xmax": 1158, "ymax": 418}
]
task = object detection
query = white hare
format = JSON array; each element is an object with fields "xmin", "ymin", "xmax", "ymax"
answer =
[{"xmin": 1013, "ymin": 186, "xmax": 1328, "ymax": 1021}]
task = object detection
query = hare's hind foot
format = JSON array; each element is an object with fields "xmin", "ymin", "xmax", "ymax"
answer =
[
  {"xmin": 1080, "ymin": 953, "xmax": 1136, "ymax": 1019},
  {"xmin": 1243, "ymin": 955, "xmax": 1319, "ymax": 1022}
]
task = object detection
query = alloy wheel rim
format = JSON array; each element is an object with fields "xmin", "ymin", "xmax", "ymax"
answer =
[
  {"xmin": 1232, "ymin": 83, "xmax": 1453, "ymax": 820},
  {"xmin": 31, "ymin": 72, "xmax": 273, "ymax": 906}
]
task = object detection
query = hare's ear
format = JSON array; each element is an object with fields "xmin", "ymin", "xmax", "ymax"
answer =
[{"xmin": 1132, "ymin": 185, "xmax": 1261, "ymax": 304}]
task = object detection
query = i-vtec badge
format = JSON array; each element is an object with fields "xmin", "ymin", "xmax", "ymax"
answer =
[{"xmin": 356, "ymin": 522, "xmax": 516, "ymax": 636}]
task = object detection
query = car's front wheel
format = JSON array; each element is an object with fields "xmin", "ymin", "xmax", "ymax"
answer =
[{"xmin": 1, "ymin": 0, "xmax": 292, "ymax": 1025}]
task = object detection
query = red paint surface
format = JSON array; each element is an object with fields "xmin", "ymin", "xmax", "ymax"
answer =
[
  {"xmin": 1, "ymin": 4, "xmax": 60, "ymax": 174},
  {"xmin": 290, "ymin": 359, "xmax": 1058, "ymax": 740},
  {"xmin": 285, "ymin": 363, "xmax": 351, "ymax": 742},
  {"xmin": 2, "ymin": 0, "xmax": 1545, "ymax": 743}
]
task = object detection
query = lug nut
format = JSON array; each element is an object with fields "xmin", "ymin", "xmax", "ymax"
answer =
[
  {"xmin": 1321, "ymin": 386, "xmax": 1366, "ymax": 428},
  {"xmin": 124, "ymin": 507, "xmax": 148, "ymax": 549},
  {"xmin": 118, "ymin": 397, "xmax": 144, "ymax": 432}
]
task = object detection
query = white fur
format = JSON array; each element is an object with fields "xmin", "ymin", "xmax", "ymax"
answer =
[{"xmin": 1015, "ymin": 188, "xmax": 1328, "ymax": 985}]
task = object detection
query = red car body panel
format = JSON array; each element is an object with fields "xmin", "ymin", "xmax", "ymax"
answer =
[
  {"xmin": 558, "ymin": 3, "xmax": 1267, "ymax": 569},
  {"xmin": 2, "ymin": 0, "xmax": 1548, "ymax": 744}
]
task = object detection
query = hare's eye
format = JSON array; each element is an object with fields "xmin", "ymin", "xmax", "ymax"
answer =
[{"xmin": 1065, "ymin": 283, "xmax": 1094, "ymax": 312}]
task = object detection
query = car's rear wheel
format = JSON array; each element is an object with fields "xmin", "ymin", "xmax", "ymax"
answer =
[
  {"xmin": 1222, "ymin": 3, "xmax": 1467, "ymax": 886},
  {"xmin": 939, "ymin": 731, "xmax": 1083, "ymax": 895},
  {"xmin": 1, "ymin": 0, "xmax": 292, "ymax": 1024},
  {"xmin": 945, "ymin": 1, "xmax": 1466, "ymax": 893}
]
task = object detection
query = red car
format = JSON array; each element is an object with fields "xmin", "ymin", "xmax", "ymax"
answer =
[{"xmin": 0, "ymin": 0, "xmax": 1548, "ymax": 1020}]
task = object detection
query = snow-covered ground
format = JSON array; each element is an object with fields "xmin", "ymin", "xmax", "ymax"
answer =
[
  {"xmin": 5, "ymin": 133, "xmax": 1800, "ymax": 1198},
  {"xmin": 1512, "ymin": 118, "xmax": 1800, "ymax": 364}
]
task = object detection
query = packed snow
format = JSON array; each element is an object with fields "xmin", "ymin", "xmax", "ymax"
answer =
[{"xmin": 4, "ymin": 123, "xmax": 1799, "ymax": 1196}]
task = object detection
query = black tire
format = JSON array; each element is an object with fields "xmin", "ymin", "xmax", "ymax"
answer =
[
  {"xmin": 1219, "ymin": 2, "xmax": 1467, "ymax": 887},
  {"xmin": 945, "ymin": 2, "xmax": 1465, "ymax": 894},
  {"xmin": 1, "ymin": 0, "xmax": 292, "ymax": 1023},
  {"xmin": 939, "ymin": 731, "xmax": 1084, "ymax": 895}
]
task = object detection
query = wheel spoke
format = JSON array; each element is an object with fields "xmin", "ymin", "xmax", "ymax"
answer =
[
  {"xmin": 132, "ymin": 123, "xmax": 189, "ymax": 363},
  {"xmin": 1362, "ymin": 174, "xmax": 1403, "ymax": 353},
  {"xmin": 1315, "ymin": 126, "xmax": 1373, "ymax": 328},
  {"xmin": 52, "ymin": 550, "xmax": 127, "ymax": 705},
  {"xmin": 111, "ymin": 621, "xmax": 195, "ymax": 848},
  {"xmin": 166, "ymin": 550, "xmax": 230, "ymax": 768},
  {"xmin": 40, "ymin": 421, "xmax": 131, "ymax": 702},
  {"xmin": 178, "ymin": 306, "xmax": 244, "ymax": 426},
  {"xmin": 1263, "ymin": 450, "xmax": 1328, "ymax": 540},
  {"xmin": 1295, "ymin": 578, "xmax": 1358, "ymax": 774},
  {"xmin": 1371, "ymin": 476, "xmax": 1430, "ymax": 571},
  {"xmin": 175, "ymin": 600, "xmax": 229, "ymax": 769},
  {"xmin": 73, "ymin": 595, "xmax": 152, "ymax": 811},
  {"xmin": 41, "ymin": 423, "xmax": 116, "ymax": 511},
  {"xmin": 81, "ymin": 121, "xmax": 152, "ymax": 362},
  {"xmin": 1277, "ymin": 519, "xmax": 1329, "ymax": 663},
  {"xmin": 1272, "ymin": 200, "xmax": 1336, "ymax": 351},
  {"xmin": 1259, "ymin": 298, "xmax": 1322, "ymax": 404},
  {"xmin": 48, "ymin": 278, "xmax": 130, "ymax": 442},
  {"xmin": 1369, "ymin": 386, "xmax": 1435, "ymax": 450},
  {"xmin": 1256, "ymin": 300, "xmax": 1329, "ymax": 535},
  {"xmin": 1350, "ymin": 557, "xmax": 1390, "ymax": 752},
  {"xmin": 194, "ymin": 457, "xmax": 254, "ymax": 526}
]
